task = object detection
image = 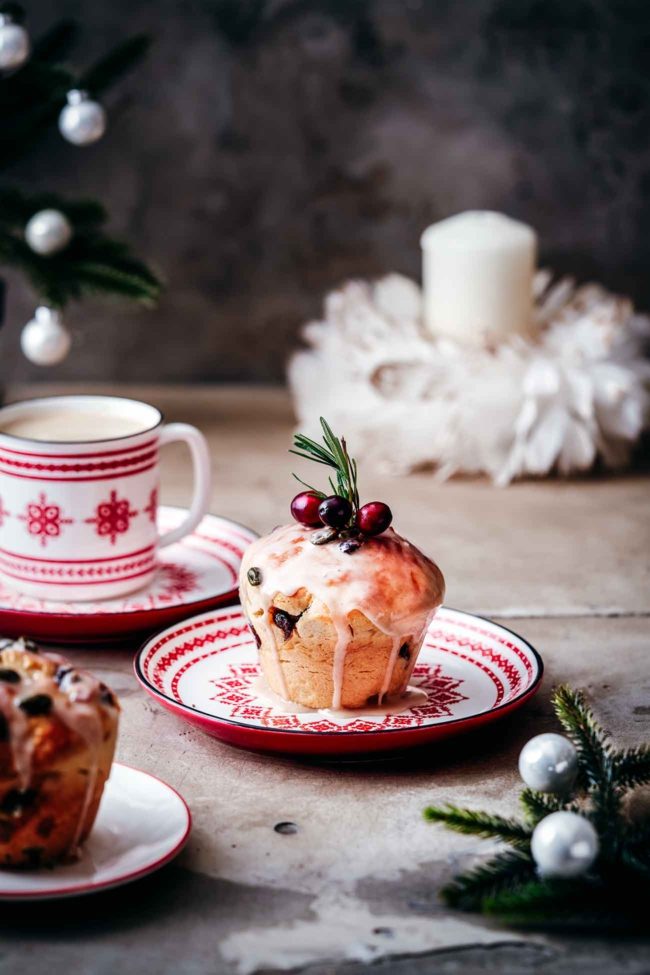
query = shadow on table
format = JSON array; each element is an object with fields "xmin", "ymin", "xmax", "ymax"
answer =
[
  {"xmin": 286, "ymin": 696, "xmax": 552, "ymax": 775},
  {"xmin": 0, "ymin": 863, "xmax": 307, "ymax": 943},
  {"xmin": 0, "ymin": 864, "xmax": 199, "ymax": 935}
]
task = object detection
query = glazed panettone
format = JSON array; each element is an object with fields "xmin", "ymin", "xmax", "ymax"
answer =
[
  {"xmin": 0, "ymin": 637, "xmax": 119, "ymax": 868},
  {"xmin": 240, "ymin": 524, "xmax": 444, "ymax": 709},
  {"xmin": 240, "ymin": 420, "xmax": 445, "ymax": 710}
]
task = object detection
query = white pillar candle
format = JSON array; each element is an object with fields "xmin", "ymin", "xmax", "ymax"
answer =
[{"xmin": 421, "ymin": 210, "xmax": 537, "ymax": 345}]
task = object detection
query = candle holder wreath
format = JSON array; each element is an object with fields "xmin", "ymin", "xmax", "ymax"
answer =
[
  {"xmin": 289, "ymin": 215, "xmax": 650, "ymax": 485},
  {"xmin": 423, "ymin": 685, "xmax": 650, "ymax": 929}
]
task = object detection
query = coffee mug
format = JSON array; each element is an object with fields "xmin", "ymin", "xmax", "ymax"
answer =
[{"xmin": 0, "ymin": 394, "xmax": 211, "ymax": 601}]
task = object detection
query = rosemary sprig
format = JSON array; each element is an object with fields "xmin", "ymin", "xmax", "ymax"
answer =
[{"xmin": 290, "ymin": 418, "xmax": 360, "ymax": 511}]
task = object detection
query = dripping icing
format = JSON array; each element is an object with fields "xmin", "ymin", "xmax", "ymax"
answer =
[{"xmin": 241, "ymin": 525, "xmax": 445, "ymax": 708}]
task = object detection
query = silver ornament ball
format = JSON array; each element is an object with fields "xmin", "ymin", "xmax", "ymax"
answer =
[
  {"xmin": 25, "ymin": 209, "xmax": 73, "ymax": 256},
  {"xmin": 58, "ymin": 89, "xmax": 106, "ymax": 146},
  {"xmin": 531, "ymin": 811, "xmax": 599, "ymax": 879},
  {"xmin": 518, "ymin": 733, "xmax": 578, "ymax": 793},
  {"xmin": 21, "ymin": 307, "xmax": 72, "ymax": 366},
  {"xmin": 0, "ymin": 17, "xmax": 30, "ymax": 71}
]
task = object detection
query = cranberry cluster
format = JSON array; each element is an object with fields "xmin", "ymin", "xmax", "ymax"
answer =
[{"xmin": 290, "ymin": 491, "xmax": 392, "ymax": 551}]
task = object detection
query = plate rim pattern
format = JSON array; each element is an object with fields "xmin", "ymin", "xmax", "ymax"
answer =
[{"xmin": 135, "ymin": 605, "xmax": 544, "ymax": 739}]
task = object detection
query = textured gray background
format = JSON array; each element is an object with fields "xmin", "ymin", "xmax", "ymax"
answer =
[{"xmin": 2, "ymin": 0, "xmax": 649, "ymax": 383}]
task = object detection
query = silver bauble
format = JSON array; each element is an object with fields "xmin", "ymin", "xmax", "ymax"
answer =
[
  {"xmin": 58, "ymin": 89, "xmax": 106, "ymax": 146},
  {"xmin": 25, "ymin": 209, "xmax": 73, "ymax": 256},
  {"xmin": 0, "ymin": 17, "xmax": 30, "ymax": 71},
  {"xmin": 21, "ymin": 307, "xmax": 72, "ymax": 366},
  {"xmin": 531, "ymin": 811, "xmax": 599, "ymax": 879},
  {"xmin": 518, "ymin": 733, "xmax": 578, "ymax": 793}
]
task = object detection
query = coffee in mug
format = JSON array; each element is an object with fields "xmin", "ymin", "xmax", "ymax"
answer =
[
  {"xmin": 0, "ymin": 395, "xmax": 212, "ymax": 601},
  {"xmin": 0, "ymin": 408, "xmax": 146, "ymax": 442}
]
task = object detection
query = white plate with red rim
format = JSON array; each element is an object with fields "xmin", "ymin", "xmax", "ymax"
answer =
[
  {"xmin": 135, "ymin": 604, "xmax": 543, "ymax": 757},
  {"xmin": 0, "ymin": 506, "xmax": 257, "ymax": 643},
  {"xmin": 0, "ymin": 763, "xmax": 191, "ymax": 900}
]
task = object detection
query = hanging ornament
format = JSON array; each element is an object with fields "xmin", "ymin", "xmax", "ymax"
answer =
[
  {"xmin": 518, "ymin": 733, "xmax": 579, "ymax": 794},
  {"xmin": 0, "ymin": 10, "xmax": 30, "ymax": 71},
  {"xmin": 531, "ymin": 811, "xmax": 599, "ymax": 879},
  {"xmin": 58, "ymin": 89, "xmax": 106, "ymax": 146},
  {"xmin": 24, "ymin": 209, "xmax": 73, "ymax": 257},
  {"xmin": 20, "ymin": 307, "xmax": 71, "ymax": 366}
]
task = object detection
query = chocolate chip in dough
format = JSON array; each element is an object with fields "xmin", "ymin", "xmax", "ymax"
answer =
[
  {"xmin": 399, "ymin": 643, "xmax": 410, "ymax": 660},
  {"xmin": 270, "ymin": 607, "xmax": 302, "ymax": 641},
  {"xmin": 36, "ymin": 816, "xmax": 55, "ymax": 838},
  {"xmin": 0, "ymin": 788, "xmax": 37, "ymax": 816},
  {"xmin": 247, "ymin": 566, "xmax": 263, "ymax": 586},
  {"xmin": 21, "ymin": 846, "xmax": 45, "ymax": 867},
  {"xmin": 19, "ymin": 693, "xmax": 52, "ymax": 716},
  {"xmin": 55, "ymin": 665, "xmax": 73, "ymax": 684},
  {"xmin": 0, "ymin": 668, "xmax": 20, "ymax": 684},
  {"xmin": 99, "ymin": 685, "xmax": 116, "ymax": 707}
]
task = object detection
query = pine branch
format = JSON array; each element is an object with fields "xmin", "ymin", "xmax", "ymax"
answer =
[
  {"xmin": 0, "ymin": 186, "xmax": 105, "ymax": 227},
  {"xmin": 78, "ymin": 35, "xmax": 152, "ymax": 95},
  {"xmin": 621, "ymin": 846, "xmax": 650, "ymax": 882},
  {"xmin": 426, "ymin": 685, "xmax": 650, "ymax": 927},
  {"xmin": 0, "ymin": 30, "xmax": 152, "ymax": 168},
  {"xmin": 31, "ymin": 20, "xmax": 78, "ymax": 62},
  {"xmin": 552, "ymin": 685, "xmax": 612, "ymax": 786},
  {"xmin": 424, "ymin": 804, "xmax": 531, "ymax": 848},
  {"xmin": 441, "ymin": 850, "xmax": 534, "ymax": 910},
  {"xmin": 482, "ymin": 878, "xmax": 604, "ymax": 923},
  {"xmin": 519, "ymin": 788, "xmax": 567, "ymax": 825},
  {"xmin": 551, "ymin": 685, "xmax": 621, "ymax": 842},
  {"xmin": 613, "ymin": 745, "xmax": 650, "ymax": 789},
  {"xmin": 0, "ymin": 182, "xmax": 161, "ymax": 309},
  {"xmin": 71, "ymin": 262, "xmax": 160, "ymax": 304}
]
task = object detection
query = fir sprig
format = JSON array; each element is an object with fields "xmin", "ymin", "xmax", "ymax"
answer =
[
  {"xmin": 424, "ymin": 684, "xmax": 650, "ymax": 928},
  {"xmin": 0, "ymin": 9, "xmax": 159, "ymax": 316},
  {"xmin": 290, "ymin": 417, "xmax": 360, "ymax": 511},
  {"xmin": 0, "ymin": 187, "xmax": 161, "ymax": 308},
  {"xmin": 423, "ymin": 805, "xmax": 531, "ymax": 849}
]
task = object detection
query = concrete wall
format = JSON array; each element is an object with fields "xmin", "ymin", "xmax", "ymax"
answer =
[{"xmin": 2, "ymin": 0, "xmax": 649, "ymax": 383}]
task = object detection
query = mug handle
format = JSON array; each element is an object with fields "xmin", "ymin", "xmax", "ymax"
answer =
[{"xmin": 156, "ymin": 423, "xmax": 212, "ymax": 549}]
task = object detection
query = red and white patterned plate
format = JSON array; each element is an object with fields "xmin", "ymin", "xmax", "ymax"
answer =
[
  {"xmin": 135, "ymin": 605, "xmax": 543, "ymax": 756},
  {"xmin": 0, "ymin": 764, "xmax": 191, "ymax": 900},
  {"xmin": 0, "ymin": 506, "xmax": 257, "ymax": 643}
]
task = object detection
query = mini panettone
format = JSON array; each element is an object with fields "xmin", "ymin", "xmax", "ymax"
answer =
[
  {"xmin": 239, "ymin": 419, "xmax": 445, "ymax": 710},
  {"xmin": 0, "ymin": 637, "xmax": 119, "ymax": 868}
]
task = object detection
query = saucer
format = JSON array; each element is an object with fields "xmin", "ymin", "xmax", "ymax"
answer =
[
  {"xmin": 0, "ymin": 506, "xmax": 257, "ymax": 643},
  {"xmin": 135, "ymin": 605, "xmax": 543, "ymax": 757},
  {"xmin": 0, "ymin": 764, "xmax": 191, "ymax": 900}
]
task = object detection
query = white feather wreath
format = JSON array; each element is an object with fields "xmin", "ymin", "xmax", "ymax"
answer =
[{"xmin": 288, "ymin": 273, "xmax": 650, "ymax": 485}]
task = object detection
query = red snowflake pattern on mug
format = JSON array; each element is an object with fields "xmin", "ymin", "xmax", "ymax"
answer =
[
  {"xmin": 144, "ymin": 488, "xmax": 158, "ymax": 524},
  {"xmin": 86, "ymin": 490, "xmax": 138, "ymax": 545},
  {"xmin": 0, "ymin": 496, "xmax": 10, "ymax": 527},
  {"xmin": 20, "ymin": 493, "xmax": 73, "ymax": 547}
]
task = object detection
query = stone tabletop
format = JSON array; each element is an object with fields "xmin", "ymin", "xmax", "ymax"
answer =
[{"xmin": 1, "ymin": 384, "xmax": 649, "ymax": 975}]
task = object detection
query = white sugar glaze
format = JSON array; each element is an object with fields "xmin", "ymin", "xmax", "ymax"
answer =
[
  {"xmin": 249, "ymin": 675, "xmax": 430, "ymax": 717},
  {"xmin": 0, "ymin": 640, "xmax": 116, "ymax": 856},
  {"xmin": 240, "ymin": 524, "xmax": 445, "ymax": 709}
]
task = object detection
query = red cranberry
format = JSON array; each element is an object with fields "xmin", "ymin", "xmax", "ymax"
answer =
[
  {"xmin": 318, "ymin": 495, "xmax": 353, "ymax": 529},
  {"xmin": 356, "ymin": 501, "xmax": 392, "ymax": 536},
  {"xmin": 291, "ymin": 491, "xmax": 322, "ymax": 527}
]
